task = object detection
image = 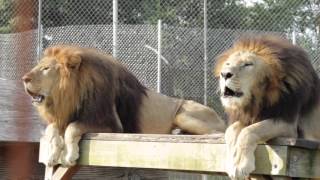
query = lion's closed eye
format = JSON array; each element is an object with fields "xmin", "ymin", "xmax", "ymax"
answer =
[
  {"xmin": 41, "ymin": 66, "xmax": 51, "ymax": 75},
  {"xmin": 244, "ymin": 63, "xmax": 253, "ymax": 67},
  {"xmin": 42, "ymin": 67, "xmax": 49, "ymax": 71}
]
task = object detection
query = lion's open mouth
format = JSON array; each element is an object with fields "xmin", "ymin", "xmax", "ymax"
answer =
[
  {"xmin": 26, "ymin": 89, "xmax": 45, "ymax": 103},
  {"xmin": 223, "ymin": 87, "xmax": 243, "ymax": 98}
]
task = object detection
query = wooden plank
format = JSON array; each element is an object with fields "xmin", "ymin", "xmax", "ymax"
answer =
[
  {"xmin": 254, "ymin": 145, "xmax": 288, "ymax": 176},
  {"xmin": 1, "ymin": 142, "xmax": 196, "ymax": 179},
  {"xmin": 0, "ymin": 79, "xmax": 43, "ymax": 142},
  {"xmin": 76, "ymin": 140, "xmax": 288, "ymax": 176},
  {"xmin": 52, "ymin": 166, "xmax": 80, "ymax": 180},
  {"xmin": 83, "ymin": 133, "xmax": 225, "ymax": 143},
  {"xmin": 39, "ymin": 133, "xmax": 320, "ymax": 178},
  {"xmin": 268, "ymin": 138, "xmax": 320, "ymax": 150},
  {"xmin": 44, "ymin": 166, "xmax": 55, "ymax": 180},
  {"xmin": 83, "ymin": 133, "xmax": 320, "ymax": 149},
  {"xmin": 287, "ymin": 147, "xmax": 320, "ymax": 178}
]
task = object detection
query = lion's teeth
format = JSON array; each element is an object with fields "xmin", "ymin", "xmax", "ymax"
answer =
[
  {"xmin": 32, "ymin": 95, "xmax": 43, "ymax": 102},
  {"xmin": 36, "ymin": 96, "xmax": 42, "ymax": 102}
]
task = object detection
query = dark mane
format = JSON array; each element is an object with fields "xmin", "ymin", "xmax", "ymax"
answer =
[
  {"xmin": 69, "ymin": 49, "xmax": 146, "ymax": 133},
  {"xmin": 256, "ymin": 36, "xmax": 320, "ymax": 122},
  {"xmin": 115, "ymin": 63, "xmax": 147, "ymax": 133},
  {"xmin": 223, "ymin": 36, "xmax": 320, "ymax": 125}
]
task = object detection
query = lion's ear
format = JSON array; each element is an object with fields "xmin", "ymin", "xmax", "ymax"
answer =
[{"xmin": 66, "ymin": 53, "xmax": 82, "ymax": 70}]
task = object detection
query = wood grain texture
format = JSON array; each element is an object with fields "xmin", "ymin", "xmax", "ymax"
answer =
[
  {"xmin": 40, "ymin": 134, "xmax": 320, "ymax": 178},
  {"xmin": 287, "ymin": 147, "xmax": 320, "ymax": 178},
  {"xmin": 83, "ymin": 133, "xmax": 225, "ymax": 143},
  {"xmin": 0, "ymin": 79, "xmax": 44, "ymax": 142},
  {"xmin": 75, "ymin": 140, "xmax": 287, "ymax": 176},
  {"xmin": 1, "ymin": 142, "xmax": 210, "ymax": 180},
  {"xmin": 83, "ymin": 133, "xmax": 320, "ymax": 149}
]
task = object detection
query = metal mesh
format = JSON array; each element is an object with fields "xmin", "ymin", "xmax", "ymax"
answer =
[
  {"xmin": 2, "ymin": 0, "xmax": 320, "ymax": 116},
  {"xmin": 2, "ymin": 0, "xmax": 320, "ymax": 179},
  {"xmin": 0, "ymin": 0, "xmax": 38, "ymax": 80},
  {"xmin": 1, "ymin": 1, "xmax": 320, "ymax": 124}
]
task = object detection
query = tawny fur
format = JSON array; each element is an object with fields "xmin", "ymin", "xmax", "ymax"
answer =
[
  {"xmin": 23, "ymin": 45, "xmax": 226, "ymax": 167},
  {"xmin": 215, "ymin": 35, "xmax": 319, "ymax": 125},
  {"xmin": 214, "ymin": 35, "xmax": 320, "ymax": 179}
]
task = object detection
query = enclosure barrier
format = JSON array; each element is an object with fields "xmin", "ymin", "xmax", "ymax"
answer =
[{"xmin": 39, "ymin": 133, "xmax": 320, "ymax": 180}]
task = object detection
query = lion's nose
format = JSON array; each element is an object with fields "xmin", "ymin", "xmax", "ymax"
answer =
[
  {"xmin": 221, "ymin": 72, "xmax": 233, "ymax": 79},
  {"xmin": 22, "ymin": 74, "xmax": 32, "ymax": 83}
]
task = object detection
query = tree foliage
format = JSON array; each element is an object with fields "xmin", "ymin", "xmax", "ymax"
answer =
[
  {"xmin": 0, "ymin": 0, "xmax": 318, "ymax": 35},
  {"xmin": 0, "ymin": 0, "xmax": 13, "ymax": 33}
]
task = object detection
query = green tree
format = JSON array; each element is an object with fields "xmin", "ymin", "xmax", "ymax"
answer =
[
  {"xmin": 0, "ymin": 0, "xmax": 318, "ymax": 35},
  {"xmin": 0, "ymin": 0, "xmax": 13, "ymax": 33}
]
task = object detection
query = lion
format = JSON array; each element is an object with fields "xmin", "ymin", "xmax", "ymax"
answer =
[
  {"xmin": 214, "ymin": 35, "xmax": 320, "ymax": 179},
  {"xmin": 22, "ymin": 45, "xmax": 226, "ymax": 167}
]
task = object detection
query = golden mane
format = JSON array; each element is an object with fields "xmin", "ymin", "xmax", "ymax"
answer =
[
  {"xmin": 39, "ymin": 46, "xmax": 80, "ymax": 129},
  {"xmin": 37, "ymin": 45, "xmax": 146, "ymax": 131},
  {"xmin": 214, "ymin": 36, "xmax": 284, "ymax": 78},
  {"xmin": 220, "ymin": 36, "xmax": 320, "ymax": 179},
  {"xmin": 215, "ymin": 35, "xmax": 320, "ymax": 125}
]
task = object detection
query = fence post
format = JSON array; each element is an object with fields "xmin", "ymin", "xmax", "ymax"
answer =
[
  {"xmin": 203, "ymin": 0, "xmax": 208, "ymax": 105},
  {"xmin": 157, "ymin": 19, "xmax": 162, "ymax": 93},
  {"xmin": 113, "ymin": 0, "xmax": 118, "ymax": 58},
  {"xmin": 202, "ymin": 6, "xmax": 209, "ymax": 180},
  {"xmin": 292, "ymin": 27, "xmax": 296, "ymax": 45},
  {"xmin": 37, "ymin": 0, "xmax": 42, "ymax": 61}
]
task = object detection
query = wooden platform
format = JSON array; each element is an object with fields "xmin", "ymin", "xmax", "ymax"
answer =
[
  {"xmin": 0, "ymin": 80, "xmax": 224, "ymax": 179},
  {"xmin": 39, "ymin": 133, "xmax": 320, "ymax": 179},
  {"xmin": 2, "ymin": 79, "xmax": 320, "ymax": 179}
]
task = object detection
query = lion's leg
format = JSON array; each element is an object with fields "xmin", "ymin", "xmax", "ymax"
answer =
[
  {"xmin": 40, "ymin": 123, "xmax": 64, "ymax": 167},
  {"xmin": 174, "ymin": 100, "xmax": 226, "ymax": 134},
  {"xmin": 225, "ymin": 121, "xmax": 245, "ymax": 149},
  {"xmin": 61, "ymin": 122, "xmax": 87, "ymax": 167},
  {"xmin": 299, "ymin": 104, "xmax": 320, "ymax": 140},
  {"xmin": 229, "ymin": 120, "xmax": 297, "ymax": 179},
  {"xmin": 61, "ymin": 121, "xmax": 117, "ymax": 167},
  {"xmin": 174, "ymin": 113, "xmax": 220, "ymax": 134},
  {"xmin": 225, "ymin": 121, "xmax": 245, "ymax": 179},
  {"xmin": 61, "ymin": 106, "xmax": 122, "ymax": 166}
]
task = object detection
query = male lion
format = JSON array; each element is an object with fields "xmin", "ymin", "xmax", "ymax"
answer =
[
  {"xmin": 23, "ymin": 45, "xmax": 226, "ymax": 167},
  {"xmin": 214, "ymin": 35, "xmax": 320, "ymax": 179}
]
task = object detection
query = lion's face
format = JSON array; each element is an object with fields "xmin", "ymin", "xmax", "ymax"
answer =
[
  {"xmin": 22, "ymin": 57, "xmax": 60, "ymax": 106},
  {"xmin": 23, "ymin": 46, "xmax": 82, "ymax": 108},
  {"xmin": 217, "ymin": 51, "xmax": 270, "ymax": 109}
]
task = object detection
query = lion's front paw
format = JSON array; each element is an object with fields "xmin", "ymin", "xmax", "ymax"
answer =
[
  {"xmin": 60, "ymin": 142, "xmax": 79, "ymax": 167},
  {"xmin": 61, "ymin": 151, "xmax": 79, "ymax": 167},
  {"xmin": 227, "ymin": 145, "xmax": 256, "ymax": 179},
  {"xmin": 40, "ymin": 134, "xmax": 64, "ymax": 167},
  {"xmin": 227, "ymin": 161, "xmax": 255, "ymax": 179},
  {"xmin": 225, "ymin": 153, "xmax": 237, "ymax": 179},
  {"xmin": 45, "ymin": 153, "xmax": 60, "ymax": 167}
]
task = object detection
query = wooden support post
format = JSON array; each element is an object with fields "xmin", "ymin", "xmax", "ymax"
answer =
[
  {"xmin": 44, "ymin": 166, "xmax": 55, "ymax": 180},
  {"xmin": 44, "ymin": 165, "xmax": 80, "ymax": 180}
]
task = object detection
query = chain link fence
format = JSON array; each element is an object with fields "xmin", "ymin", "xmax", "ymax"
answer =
[
  {"xmin": 2, "ymin": 0, "xmax": 320, "ymax": 117},
  {"xmin": 1, "ymin": 0, "xmax": 320, "ymax": 179},
  {"xmin": 1, "ymin": 0, "xmax": 320, "ymax": 115}
]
